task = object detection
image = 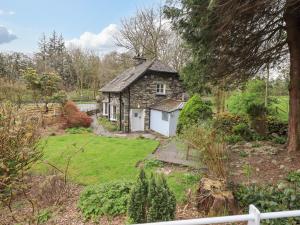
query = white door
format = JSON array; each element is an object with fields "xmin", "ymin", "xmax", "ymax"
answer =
[{"xmin": 130, "ymin": 109, "xmax": 145, "ymax": 131}]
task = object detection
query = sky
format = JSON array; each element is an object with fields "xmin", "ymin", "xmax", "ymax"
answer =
[{"xmin": 0, "ymin": 0, "xmax": 162, "ymax": 54}]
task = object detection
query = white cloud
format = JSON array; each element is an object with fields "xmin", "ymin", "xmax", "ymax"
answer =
[
  {"xmin": 0, "ymin": 9, "xmax": 15, "ymax": 16},
  {"xmin": 66, "ymin": 24, "xmax": 124, "ymax": 54},
  {"xmin": 0, "ymin": 26, "xmax": 17, "ymax": 44}
]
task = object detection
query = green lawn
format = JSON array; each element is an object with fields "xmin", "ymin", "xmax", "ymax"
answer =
[
  {"xmin": 34, "ymin": 134, "xmax": 159, "ymax": 185},
  {"xmin": 33, "ymin": 134, "xmax": 199, "ymax": 203}
]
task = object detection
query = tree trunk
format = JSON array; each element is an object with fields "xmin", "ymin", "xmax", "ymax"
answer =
[{"xmin": 285, "ymin": 5, "xmax": 300, "ymax": 152}]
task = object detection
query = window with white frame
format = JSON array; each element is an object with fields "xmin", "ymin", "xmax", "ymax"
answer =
[
  {"xmin": 110, "ymin": 105, "xmax": 117, "ymax": 121},
  {"xmin": 162, "ymin": 112, "xmax": 169, "ymax": 121},
  {"xmin": 156, "ymin": 83, "xmax": 166, "ymax": 95},
  {"xmin": 102, "ymin": 102, "xmax": 108, "ymax": 116}
]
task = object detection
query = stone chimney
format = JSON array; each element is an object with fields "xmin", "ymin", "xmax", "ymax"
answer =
[{"xmin": 133, "ymin": 55, "xmax": 146, "ymax": 66}]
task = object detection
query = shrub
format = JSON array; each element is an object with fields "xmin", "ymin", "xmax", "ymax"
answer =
[
  {"xmin": 0, "ymin": 102, "xmax": 42, "ymax": 223},
  {"xmin": 128, "ymin": 170, "xmax": 148, "ymax": 223},
  {"xmin": 224, "ymin": 134, "xmax": 243, "ymax": 144},
  {"xmin": 213, "ymin": 112, "xmax": 248, "ymax": 134},
  {"xmin": 246, "ymin": 103, "xmax": 267, "ymax": 119},
  {"xmin": 234, "ymin": 172, "xmax": 300, "ymax": 225},
  {"xmin": 272, "ymin": 136, "xmax": 287, "ymax": 144},
  {"xmin": 232, "ymin": 123, "xmax": 253, "ymax": 141},
  {"xmin": 65, "ymin": 127, "xmax": 92, "ymax": 134},
  {"xmin": 177, "ymin": 94, "xmax": 213, "ymax": 133},
  {"xmin": 127, "ymin": 171, "xmax": 176, "ymax": 223},
  {"xmin": 98, "ymin": 117, "xmax": 119, "ymax": 132},
  {"xmin": 143, "ymin": 159, "xmax": 163, "ymax": 169},
  {"xmin": 78, "ymin": 181, "xmax": 133, "ymax": 220},
  {"xmin": 62, "ymin": 100, "xmax": 92, "ymax": 128},
  {"xmin": 147, "ymin": 174, "xmax": 176, "ymax": 222},
  {"xmin": 267, "ymin": 116, "xmax": 288, "ymax": 136},
  {"xmin": 181, "ymin": 125, "xmax": 227, "ymax": 179},
  {"xmin": 227, "ymin": 79, "xmax": 266, "ymax": 115}
]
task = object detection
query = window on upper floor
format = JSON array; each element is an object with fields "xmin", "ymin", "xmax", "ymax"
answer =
[{"xmin": 156, "ymin": 83, "xmax": 166, "ymax": 95}]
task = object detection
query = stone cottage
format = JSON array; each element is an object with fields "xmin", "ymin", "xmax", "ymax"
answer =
[{"xmin": 99, "ymin": 58, "xmax": 185, "ymax": 134}]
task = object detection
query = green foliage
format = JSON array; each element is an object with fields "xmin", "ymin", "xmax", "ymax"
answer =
[
  {"xmin": 22, "ymin": 68, "xmax": 62, "ymax": 110},
  {"xmin": 213, "ymin": 112, "xmax": 248, "ymax": 134},
  {"xmin": 78, "ymin": 181, "xmax": 133, "ymax": 220},
  {"xmin": 227, "ymin": 80, "xmax": 266, "ymax": 115},
  {"xmin": 147, "ymin": 174, "xmax": 176, "ymax": 223},
  {"xmin": 232, "ymin": 123, "xmax": 253, "ymax": 141},
  {"xmin": 65, "ymin": 127, "xmax": 92, "ymax": 134},
  {"xmin": 37, "ymin": 209, "xmax": 52, "ymax": 223},
  {"xmin": 98, "ymin": 117, "xmax": 119, "ymax": 132},
  {"xmin": 246, "ymin": 103, "xmax": 267, "ymax": 119},
  {"xmin": 224, "ymin": 134, "xmax": 242, "ymax": 144},
  {"xmin": 0, "ymin": 103, "xmax": 42, "ymax": 204},
  {"xmin": 128, "ymin": 170, "xmax": 148, "ymax": 223},
  {"xmin": 234, "ymin": 172, "xmax": 300, "ymax": 225},
  {"xmin": 143, "ymin": 159, "xmax": 163, "ymax": 169},
  {"xmin": 272, "ymin": 136, "xmax": 287, "ymax": 144},
  {"xmin": 128, "ymin": 172, "xmax": 176, "ymax": 224},
  {"xmin": 52, "ymin": 90, "xmax": 67, "ymax": 105},
  {"xmin": 177, "ymin": 94, "xmax": 213, "ymax": 133},
  {"xmin": 267, "ymin": 116, "xmax": 288, "ymax": 136}
]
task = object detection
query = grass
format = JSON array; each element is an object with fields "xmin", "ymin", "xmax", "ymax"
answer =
[
  {"xmin": 33, "ymin": 134, "xmax": 159, "ymax": 185},
  {"xmin": 33, "ymin": 134, "xmax": 200, "ymax": 203}
]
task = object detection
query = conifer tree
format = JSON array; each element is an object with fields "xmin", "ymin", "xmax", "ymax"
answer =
[{"xmin": 127, "ymin": 169, "xmax": 148, "ymax": 223}]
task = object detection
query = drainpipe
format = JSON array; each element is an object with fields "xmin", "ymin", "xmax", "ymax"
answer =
[
  {"xmin": 108, "ymin": 92, "xmax": 111, "ymax": 120},
  {"xmin": 128, "ymin": 87, "xmax": 131, "ymax": 133},
  {"xmin": 119, "ymin": 92, "xmax": 122, "ymax": 131}
]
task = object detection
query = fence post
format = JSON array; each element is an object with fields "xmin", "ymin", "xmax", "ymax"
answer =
[{"xmin": 248, "ymin": 205, "xmax": 261, "ymax": 225}]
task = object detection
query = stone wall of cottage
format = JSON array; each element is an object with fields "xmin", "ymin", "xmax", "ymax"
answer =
[
  {"xmin": 128, "ymin": 72, "xmax": 184, "ymax": 130},
  {"xmin": 99, "ymin": 72, "xmax": 185, "ymax": 132}
]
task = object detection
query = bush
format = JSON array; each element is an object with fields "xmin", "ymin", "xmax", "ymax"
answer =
[
  {"xmin": 272, "ymin": 136, "xmax": 287, "ymax": 144},
  {"xmin": 98, "ymin": 117, "xmax": 119, "ymax": 132},
  {"xmin": 224, "ymin": 134, "xmax": 243, "ymax": 144},
  {"xmin": 227, "ymin": 79, "xmax": 266, "ymax": 115},
  {"xmin": 232, "ymin": 123, "xmax": 253, "ymax": 141},
  {"xmin": 177, "ymin": 94, "xmax": 213, "ymax": 133},
  {"xmin": 128, "ymin": 170, "xmax": 148, "ymax": 223},
  {"xmin": 127, "ymin": 171, "xmax": 176, "ymax": 223},
  {"xmin": 147, "ymin": 174, "xmax": 176, "ymax": 222},
  {"xmin": 234, "ymin": 172, "xmax": 300, "ymax": 225},
  {"xmin": 65, "ymin": 127, "xmax": 92, "ymax": 134},
  {"xmin": 143, "ymin": 159, "xmax": 163, "ymax": 169},
  {"xmin": 180, "ymin": 125, "xmax": 227, "ymax": 179},
  {"xmin": 267, "ymin": 116, "xmax": 288, "ymax": 136},
  {"xmin": 0, "ymin": 102, "xmax": 42, "ymax": 223},
  {"xmin": 213, "ymin": 112, "xmax": 248, "ymax": 134},
  {"xmin": 246, "ymin": 103, "xmax": 267, "ymax": 119},
  {"xmin": 78, "ymin": 181, "xmax": 133, "ymax": 220},
  {"xmin": 62, "ymin": 100, "xmax": 92, "ymax": 128}
]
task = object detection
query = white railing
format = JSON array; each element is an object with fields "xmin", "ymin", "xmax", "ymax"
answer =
[{"xmin": 135, "ymin": 205, "xmax": 300, "ymax": 225}]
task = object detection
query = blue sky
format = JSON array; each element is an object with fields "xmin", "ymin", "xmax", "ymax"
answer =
[{"xmin": 0, "ymin": 0, "xmax": 162, "ymax": 54}]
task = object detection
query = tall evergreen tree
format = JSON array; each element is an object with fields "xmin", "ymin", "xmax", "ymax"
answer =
[{"xmin": 165, "ymin": 0, "xmax": 300, "ymax": 152}]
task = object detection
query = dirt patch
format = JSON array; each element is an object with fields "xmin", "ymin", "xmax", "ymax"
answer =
[{"xmin": 228, "ymin": 141, "xmax": 300, "ymax": 185}]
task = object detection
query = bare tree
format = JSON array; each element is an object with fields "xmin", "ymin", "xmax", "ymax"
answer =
[{"xmin": 115, "ymin": 6, "xmax": 188, "ymax": 71}]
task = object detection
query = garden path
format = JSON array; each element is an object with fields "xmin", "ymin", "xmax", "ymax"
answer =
[{"xmin": 150, "ymin": 139, "xmax": 201, "ymax": 169}]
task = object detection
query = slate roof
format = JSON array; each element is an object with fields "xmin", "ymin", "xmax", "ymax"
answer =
[
  {"xmin": 100, "ymin": 59, "xmax": 177, "ymax": 93},
  {"xmin": 149, "ymin": 99, "xmax": 185, "ymax": 113}
]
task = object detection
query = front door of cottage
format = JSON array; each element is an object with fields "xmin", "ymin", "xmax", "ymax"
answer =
[{"xmin": 130, "ymin": 109, "xmax": 145, "ymax": 131}]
